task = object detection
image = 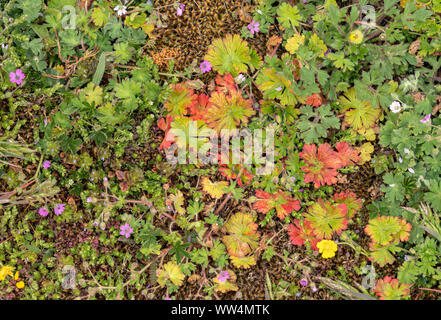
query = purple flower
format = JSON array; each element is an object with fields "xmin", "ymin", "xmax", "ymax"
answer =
[
  {"xmin": 176, "ymin": 4, "xmax": 185, "ymax": 16},
  {"xmin": 200, "ymin": 60, "xmax": 212, "ymax": 73},
  {"xmin": 312, "ymin": 287, "xmax": 318, "ymax": 292},
  {"xmin": 43, "ymin": 160, "xmax": 51, "ymax": 170},
  {"xmin": 9, "ymin": 69, "xmax": 25, "ymax": 85},
  {"xmin": 164, "ymin": 297, "xmax": 172, "ymax": 300},
  {"xmin": 290, "ymin": 177, "xmax": 296, "ymax": 182},
  {"xmin": 54, "ymin": 203, "xmax": 66, "ymax": 216},
  {"xmin": 248, "ymin": 20, "xmax": 260, "ymax": 34},
  {"xmin": 420, "ymin": 114, "xmax": 431, "ymax": 124},
  {"xmin": 296, "ymin": 292, "xmax": 301, "ymax": 297},
  {"xmin": 120, "ymin": 223, "xmax": 134, "ymax": 238},
  {"xmin": 299, "ymin": 188, "xmax": 304, "ymax": 192},
  {"xmin": 300, "ymin": 279, "xmax": 308, "ymax": 286},
  {"xmin": 38, "ymin": 207, "xmax": 49, "ymax": 217},
  {"xmin": 217, "ymin": 271, "xmax": 230, "ymax": 283}
]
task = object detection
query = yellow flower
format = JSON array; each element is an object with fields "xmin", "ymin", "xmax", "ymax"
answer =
[
  {"xmin": 285, "ymin": 34, "xmax": 305, "ymax": 55},
  {"xmin": 349, "ymin": 30, "xmax": 363, "ymax": 44},
  {"xmin": 16, "ymin": 281, "xmax": 25, "ymax": 289},
  {"xmin": 14, "ymin": 271, "xmax": 19, "ymax": 280},
  {"xmin": 317, "ymin": 240, "xmax": 338, "ymax": 259},
  {"xmin": 0, "ymin": 266, "xmax": 14, "ymax": 281}
]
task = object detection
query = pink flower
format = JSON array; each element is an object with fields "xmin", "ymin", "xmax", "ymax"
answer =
[
  {"xmin": 420, "ymin": 114, "xmax": 431, "ymax": 123},
  {"xmin": 43, "ymin": 160, "xmax": 51, "ymax": 169},
  {"xmin": 247, "ymin": 20, "xmax": 260, "ymax": 35},
  {"xmin": 9, "ymin": 69, "xmax": 25, "ymax": 85},
  {"xmin": 120, "ymin": 223, "xmax": 133, "ymax": 238},
  {"xmin": 217, "ymin": 271, "xmax": 230, "ymax": 283},
  {"xmin": 54, "ymin": 203, "xmax": 66, "ymax": 215},
  {"xmin": 38, "ymin": 207, "xmax": 49, "ymax": 217},
  {"xmin": 176, "ymin": 4, "xmax": 185, "ymax": 16},
  {"xmin": 300, "ymin": 279, "xmax": 308, "ymax": 286},
  {"xmin": 200, "ymin": 60, "xmax": 212, "ymax": 73}
]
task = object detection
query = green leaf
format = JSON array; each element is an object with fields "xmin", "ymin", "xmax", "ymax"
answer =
[
  {"xmin": 114, "ymin": 79, "xmax": 141, "ymax": 100},
  {"xmin": 277, "ymin": 3, "xmax": 302, "ymax": 30},
  {"xmin": 113, "ymin": 42, "xmax": 132, "ymax": 64},
  {"xmin": 92, "ymin": 52, "xmax": 106, "ymax": 86},
  {"xmin": 91, "ymin": 7, "xmax": 108, "ymax": 27}
]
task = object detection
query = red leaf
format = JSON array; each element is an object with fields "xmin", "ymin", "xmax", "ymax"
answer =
[
  {"xmin": 215, "ymin": 74, "xmax": 236, "ymax": 94},
  {"xmin": 305, "ymin": 93, "xmax": 323, "ymax": 107},
  {"xmin": 287, "ymin": 219, "xmax": 319, "ymax": 250},
  {"xmin": 188, "ymin": 94, "xmax": 211, "ymax": 121},
  {"xmin": 300, "ymin": 143, "xmax": 342, "ymax": 188},
  {"xmin": 253, "ymin": 190, "xmax": 301, "ymax": 219},
  {"xmin": 158, "ymin": 115, "xmax": 175, "ymax": 150},
  {"xmin": 333, "ymin": 190, "xmax": 362, "ymax": 219},
  {"xmin": 335, "ymin": 141, "xmax": 360, "ymax": 167}
]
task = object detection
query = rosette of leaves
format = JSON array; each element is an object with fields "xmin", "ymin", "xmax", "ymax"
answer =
[
  {"xmin": 304, "ymin": 199, "xmax": 348, "ymax": 239},
  {"xmin": 205, "ymin": 86, "xmax": 254, "ymax": 133},
  {"xmin": 299, "ymin": 143, "xmax": 342, "ymax": 188},
  {"xmin": 374, "ymin": 276, "xmax": 411, "ymax": 300},
  {"xmin": 338, "ymin": 88, "xmax": 381, "ymax": 141},
  {"xmin": 287, "ymin": 219, "xmax": 319, "ymax": 250},
  {"xmin": 164, "ymin": 83, "xmax": 197, "ymax": 117},
  {"xmin": 252, "ymin": 190, "xmax": 301, "ymax": 220},
  {"xmin": 222, "ymin": 212, "xmax": 260, "ymax": 268},
  {"xmin": 365, "ymin": 216, "xmax": 412, "ymax": 266},
  {"xmin": 332, "ymin": 190, "xmax": 362, "ymax": 219},
  {"xmin": 204, "ymin": 34, "xmax": 262, "ymax": 77}
]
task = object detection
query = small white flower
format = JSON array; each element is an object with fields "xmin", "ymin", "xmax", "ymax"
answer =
[
  {"xmin": 408, "ymin": 168, "xmax": 415, "ymax": 174},
  {"xmin": 389, "ymin": 100, "xmax": 401, "ymax": 113},
  {"xmin": 257, "ymin": 9, "xmax": 263, "ymax": 14},
  {"xmin": 398, "ymin": 157, "xmax": 403, "ymax": 163},
  {"xmin": 114, "ymin": 5, "xmax": 127, "ymax": 16},
  {"xmin": 275, "ymin": 86, "xmax": 282, "ymax": 91},
  {"xmin": 235, "ymin": 74, "xmax": 246, "ymax": 84},
  {"xmin": 404, "ymin": 148, "xmax": 410, "ymax": 154},
  {"xmin": 389, "ymin": 184, "xmax": 395, "ymax": 187}
]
